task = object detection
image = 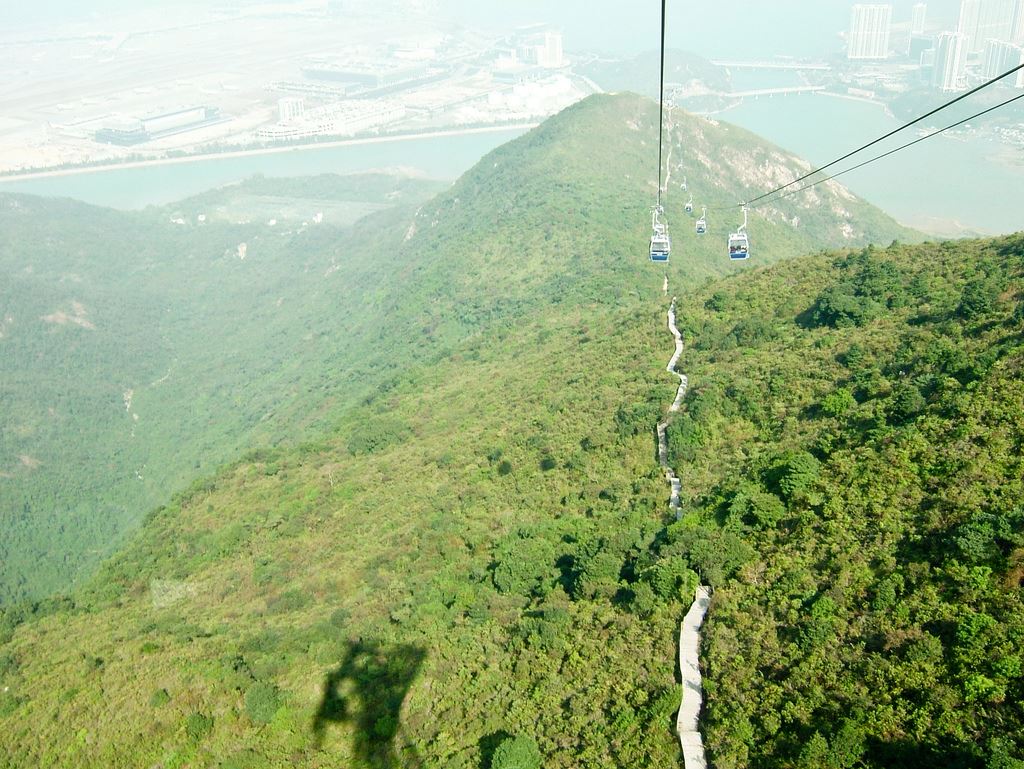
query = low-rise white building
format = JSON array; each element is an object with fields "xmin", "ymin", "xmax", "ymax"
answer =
[{"xmin": 257, "ymin": 100, "xmax": 406, "ymax": 140}]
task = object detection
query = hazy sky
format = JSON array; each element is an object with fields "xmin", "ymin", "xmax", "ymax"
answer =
[
  {"xmin": 5, "ymin": 0, "xmax": 966, "ymax": 59},
  {"xmin": 438, "ymin": 0, "xmax": 965, "ymax": 58}
]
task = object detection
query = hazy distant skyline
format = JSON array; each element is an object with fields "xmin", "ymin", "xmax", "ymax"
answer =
[
  {"xmin": 441, "ymin": 0, "xmax": 964, "ymax": 57},
  {"xmin": 5, "ymin": 0, "xmax": 966, "ymax": 59}
]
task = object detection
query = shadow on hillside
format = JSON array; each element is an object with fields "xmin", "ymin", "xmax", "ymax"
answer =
[
  {"xmin": 312, "ymin": 640, "xmax": 426, "ymax": 767},
  {"xmin": 478, "ymin": 730, "xmax": 513, "ymax": 768},
  {"xmin": 867, "ymin": 737, "xmax": 981, "ymax": 768}
]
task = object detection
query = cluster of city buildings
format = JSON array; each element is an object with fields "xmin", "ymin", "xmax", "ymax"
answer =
[
  {"xmin": 847, "ymin": 1, "xmax": 1024, "ymax": 91},
  {"xmin": 256, "ymin": 26, "xmax": 566, "ymax": 142},
  {"xmin": 257, "ymin": 98, "xmax": 407, "ymax": 141},
  {"xmin": 81, "ymin": 25, "xmax": 568, "ymax": 150}
]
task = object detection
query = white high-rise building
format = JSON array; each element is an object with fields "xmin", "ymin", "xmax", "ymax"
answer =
[
  {"xmin": 934, "ymin": 32, "xmax": 968, "ymax": 90},
  {"xmin": 982, "ymin": 38, "xmax": 1023, "ymax": 76},
  {"xmin": 538, "ymin": 30, "xmax": 564, "ymax": 68},
  {"xmin": 1014, "ymin": 0, "xmax": 1024, "ymax": 43},
  {"xmin": 979, "ymin": 0, "xmax": 1017, "ymax": 45},
  {"xmin": 959, "ymin": 0, "xmax": 1016, "ymax": 52},
  {"xmin": 278, "ymin": 97, "xmax": 305, "ymax": 123},
  {"xmin": 912, "ymin": 3, "xmax": 928, "ymax": 34},
  {"xmin": 848, "ymin": 4, "xmax": 893, "ymax": 59},
  {"xmin": 516, "ymin": 29, "xmax": 564, "ymax": 69},
  {"xmin": 957, "ymin": 0, "xmax": 983, "ymax": 49}
]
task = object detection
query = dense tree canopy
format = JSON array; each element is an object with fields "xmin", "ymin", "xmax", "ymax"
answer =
[
  {"xmin": 663, "ymin": 235, "xmax": 1024, "ymax": 768},
  {"xmin": 2, "ymin": 94, "xmax": 981, "ymax": 769}
]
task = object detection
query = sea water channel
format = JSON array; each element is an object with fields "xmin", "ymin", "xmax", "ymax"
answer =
[
  {"xmin": 1, "ymin": 90, "xmax": 1021, "ymax": 236},
  {"xmin": 721, "ymin": 85, "xmax": 1024, "ymax": 237},
  {"xmin": 0, "ymin": 128, "xmax": 530, "ymax": 211}
]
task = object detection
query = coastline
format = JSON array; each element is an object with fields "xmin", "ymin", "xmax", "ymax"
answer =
[
  {"xmin": 0, "ymin": 123, "xmax": 539, "ymax": 183},
  {"xmin": 813, "ymin": 89, "xmax": 894, "ymax": 117}
]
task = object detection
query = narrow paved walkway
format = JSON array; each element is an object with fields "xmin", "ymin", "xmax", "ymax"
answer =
[
  {"xmin": 654, "ymin": 287, "xmax": 711, "ymax": 769},
  {"xmin": 656, "ymin": 297, "xmax": 687, "ymax": 519},
  {"xmin": 677, "ymin": 586, "xmax": 711, "ymax": 768}
]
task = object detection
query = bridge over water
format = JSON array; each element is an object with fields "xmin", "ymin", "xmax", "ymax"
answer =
[
  {"xmin": 711, "ymin": 59, "xmax": 832, "ymax": 71},
  {"xmin": 728, "ymin": 85, "xmax": 827, "ymax": 98}
]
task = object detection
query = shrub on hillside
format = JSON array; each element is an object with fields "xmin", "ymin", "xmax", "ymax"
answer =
[
  {"xmin": 491, "ymin": 734, "xmax": 542, "ymax": 769},
  {"xmin": 808, "ymin": 283, "xmax": 882, "ymax": 328},
  {"xmin": 347, "ymin": 415, "xmax": 411, "ymax": 455},
  {"xmin": 244, "ymin": 682, "xmax": 281, "ymax": 724},
  {"xmin": 149, "ymin": 688, "xmax": 170, "ymax": 707},
  {"xmin": 821, "ymin": 388, "xmax": 856, "ymax": 418},
  {"xmin": 184, "ymin": 712, "xmax": 213, "ymax": 741}
]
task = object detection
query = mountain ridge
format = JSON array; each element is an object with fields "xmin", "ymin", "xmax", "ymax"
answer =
[
  {"xmin": 0, "ymin": 93, "xmax": 915, "ymax": 604},
  {"xmin": 0, "ymin": 93, "xmax": 976, "ymax": 769}
]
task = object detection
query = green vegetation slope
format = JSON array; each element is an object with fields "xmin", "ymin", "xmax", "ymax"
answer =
[
  {"xmin": 658, "ymin": 234, "xmax": 1024, "ymax": 768},
  {"xmin": 0, "ymin": 92, "xmax": 927, "ymax": 768},
  {"xmin": 0, "ymin": 94, "xmax": 912, "ymax": 605},
  {"xmin": 0, "ymin": 173, "xmax": 446, "ymax": 603}
]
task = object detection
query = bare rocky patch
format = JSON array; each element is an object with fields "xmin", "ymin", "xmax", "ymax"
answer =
[
  {"xmin": 18, "ymin": 455, "xmax": 41, "ymax": 471},
  {"xmin": 41, "ymin": 300, "xmax": 95, "ymax": 330}
]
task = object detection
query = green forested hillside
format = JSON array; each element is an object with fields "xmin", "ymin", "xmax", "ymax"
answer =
[
  {"xmin": 0, "ymin": 92, "xmax": 948, "ymax": 769},
  {"xmin": 659, "ymin": 235, "xmax": 1024, "ymax": 768},
  {"xmin": 0, "ymin": 174, "xmax": 447, "ymax": 603},
  {"xmin": 0, "ymin": 94, "xmax": 911, "ymax": 605}
]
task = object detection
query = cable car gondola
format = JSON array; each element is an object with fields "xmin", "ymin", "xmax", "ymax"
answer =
[
  {"xmin": 684, "ymin": 195, "xmax": 694, "ymax": 214},
  {"xmin": 651, "ymin": 229, "xmax": 671, "ymax": 262},
  {"xmin": 728, "ymin": 232, "xmax": 749, "ymax": 260},
  {"xmin": 728, "ymin": 206, "xmax": 749, "ymax": 260},
  {"xmin": 696, "ymin": 207, "xmax": 707, "ymax": 235},
  {"xmin": 650, "ymin": 208, "xmax": 670, "ymax": 262}
]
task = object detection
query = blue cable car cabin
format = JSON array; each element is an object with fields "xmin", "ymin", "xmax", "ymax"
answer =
[
  {"xmin": 729, "ymin": 207, "xmax": 749, "ymax": 259},
  {"xmin": 728, "ymin": 232, "xmax": 749, "ymax": 260},
  {"xmin": 650, "ymin": 229, "xmax": 671, "ymax": 262}
]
